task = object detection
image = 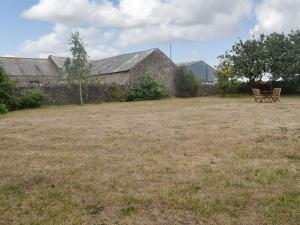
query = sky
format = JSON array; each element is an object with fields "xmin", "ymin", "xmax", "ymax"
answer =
[{"xmin": 1, "ymin": 0, "xmax": 300, "ymax": 67}]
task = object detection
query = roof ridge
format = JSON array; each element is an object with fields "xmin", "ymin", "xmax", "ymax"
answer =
[
  {"xmin": 0, "ymin": 56, "xmax": 48, "ymax": 60},
  {"xmin": 92, "ymin": 48, "xmax": 158, "ymax": 62},
  {"xmin": 178, "ymin": 60, "xmax": 204, "ymax": 65}
]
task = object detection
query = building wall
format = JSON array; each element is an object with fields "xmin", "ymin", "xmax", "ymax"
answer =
[
  {"xmin": 129, "ymin": 50, "xmax": 177, "ymax": 95},
  {"xmin": 90, "ymin": 72, "xmax": 131, "ymax": 85},
  {"xmin": 11, "ymin": 75, "xmax": 61, "ymax": 86}
]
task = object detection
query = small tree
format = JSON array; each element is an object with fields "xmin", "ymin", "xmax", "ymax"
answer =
[
  {"xmin": 0, "ymin": 66, "xmax": 15, "ymax": 110},
  {"xmin": 174, "ymin": 67, "xmax": 202, "ymax": 97},
  {"xmin": 64, "ymin": 32, "xmax": 90, "ymax": 104}
]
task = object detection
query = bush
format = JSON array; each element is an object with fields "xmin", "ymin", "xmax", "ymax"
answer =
[
  {"xmin": 215, "ymin": 68, "xmax": 240, "ymax": 95},
  {"xmin": 17, "ymin": 88, "xmax": 47, "ymax": 109},
  {"xmin": 127, "ymin": 72, "xmax": 168, "ymax": 101},
  {"xmin": 0, "ymin": 104, "xmax": 8, "ymax": 114},
  {"xmin": 110, "ymin": 83, "xmax": 127, "ymax": 102},
  {"xmin": 0, "ymin": 66, "xmax": 15, "ymax": 109},
  {"xmin": 175, "ymin": 67, "xmax": 202, "ymax": 97}
]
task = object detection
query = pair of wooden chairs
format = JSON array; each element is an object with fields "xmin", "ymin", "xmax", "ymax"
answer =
[{"xmin": 252, "ymin": 88, "xmax": 281, "ymax": 103}]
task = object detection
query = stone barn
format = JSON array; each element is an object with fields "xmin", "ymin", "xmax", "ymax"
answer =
[
  {"xmin": 0, "ymin": 48, "xmax": 177, "ymax": 95},
  {"xmin": 50, "ymin": 48, "xmax": 177, "ymax": 95}
]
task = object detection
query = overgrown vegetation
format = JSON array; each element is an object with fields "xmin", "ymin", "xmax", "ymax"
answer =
[
  {"xmin": 0, "ymin": 66, "xmax": 15, "ymax": 111},
  {"xmin": 0, "ymin": 66, "xmax": 47, "ymax": 113},
  {"xmin": 0, "ymin": 103, "xmax": 8, "ymax": 114},
  {"xmin": 110, "ymin": 83, "xmax": 127, "ymax": 102},
  {"xmin": 175, "ymin": 67, "xmax": 202, "ymax": 97},
  {"xmin": 16, "ymin": 88, "xmax": 47, "ymax": 109},
  {"xmin": 216, "ymin": 31, "xmax": 300, "ymax": 95},
  {"xmin": 127, "ymin": 72, "xmax": 168, "ymax": 101},
  {"xmin": 64, "ymin": 32, "xmax": 90, "ymax": 105}
]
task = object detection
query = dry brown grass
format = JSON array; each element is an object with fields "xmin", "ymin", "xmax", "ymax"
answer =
[{"xmin": 0, "ymin": 96, "xmax": 299, "ymax": 225}]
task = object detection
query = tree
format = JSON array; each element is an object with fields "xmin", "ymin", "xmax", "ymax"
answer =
[
  {"xmin": 0, "ymin": 66, "xmax": 15, "ymax": 109},
  {"xmin": 215, "ymin": 54, "xmax": 240, "ymax": 95},
  {"xmin": 174, "ymin": 67, "xmax": 202, "ymax": 97},
  {"xmin": 230, "ymin": 35, "xmax": 267, "ymax": 86},
  {"xmin": 64, "ymin": 32, "xmax": 90, "ymax": 104},
  {"xmin": 264, "ymin": 32, "xmax": 292, "ymax": 81},
  {"xmin": 287, "ymin": 31, "xmax": 300, "ymax": 81}
]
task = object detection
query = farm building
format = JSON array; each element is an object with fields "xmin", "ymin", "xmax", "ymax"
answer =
[
  {"xmin": 0, "ymin": 48, "xmax": 177, "ymax": 95},
  {"xmin": 177, "ymin": 61, "xmax": 216, "ymax": 83},
  {"xmin": 0, "ymin": 57, "xmax": 62, "ymax": 86}
]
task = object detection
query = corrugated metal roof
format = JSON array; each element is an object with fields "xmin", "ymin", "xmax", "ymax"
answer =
[
  {"xmin": 176, "ymin": 60, "xmax": 216, "ymax": 82},
  {"xmin": 177, "ymin": 61, "xmax": 204, "ymax": 67},
  {"xmin": 0, "ymin": 57, "xmax": 60, "ymax": 77}
]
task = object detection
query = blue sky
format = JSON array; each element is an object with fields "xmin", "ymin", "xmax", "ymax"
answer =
[{"xmin": 0, "ymin": 0, "xmax": 298, "ymax": 67}]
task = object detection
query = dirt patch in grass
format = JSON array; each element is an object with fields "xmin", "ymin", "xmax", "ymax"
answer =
[{"xmin": 0, "ymin": 97, "xmax": 299, "ymax": 225}]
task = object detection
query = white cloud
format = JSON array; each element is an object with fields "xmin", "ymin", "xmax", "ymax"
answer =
[
  {"xmin": 251, "ymin": 0, "xmax": 300, "ymax": 35},
  {"xmin": 19, "ymin": 24, "xmax": 120, "ymax": 59},
  {"xmin": 22, "ymin": 0, "xmax": 252, "ymax": 47}
]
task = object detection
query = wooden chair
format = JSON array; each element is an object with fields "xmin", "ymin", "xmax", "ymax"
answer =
[
  {"xmin": 252, "ymin": 89, "xmax": 263, "ymax": 103},
  {"xmin": 272, "ymin": 88, "xmax": 281, "ymax": 102}
]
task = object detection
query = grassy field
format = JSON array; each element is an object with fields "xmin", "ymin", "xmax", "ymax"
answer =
[{"xmin": 0, "ymin": 97, "xmax": 299, "ymax": 225}]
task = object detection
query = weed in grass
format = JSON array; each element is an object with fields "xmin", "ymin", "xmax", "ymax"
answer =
[
  {"xmin": 284, "ymin": 153, "xmax": 300, "ymax": 160},
  {"xmin": 86, "ymin": 204, "xmax": 104, "ymax": 214},
  {"xmin": 259, "ymin": 191, "xmax": 300, "ymax": 225},
  {"xmin": 279, "ymin": 127, "xmax": 288, "ymax": 133},
  {"xmin": 120, "ymin": 206, "xmax": 135, "ymax": 216}
]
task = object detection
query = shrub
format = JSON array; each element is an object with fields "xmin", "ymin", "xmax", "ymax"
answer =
[
  {"xmin": 175, "ymin": 67, "xmax": 202, "ymax": 97},
  {"xmin": 127, "ymin": 72, "xmax": 168, "ymax": 101},
  {"xmin": 17, "ymin": 88, "xmax": 47, "ymax": 109},
  {"xmin": 0, "ymin": 66, "xmax": 15, "ymax": 109},
  {"xmin": 111, "ymin": 83, "xmax": 127, "ymax": 102},
  {"xmin": 215, "ymin": 68, "xmax": 240, "ymax": 95},
  {"xmin": 0, "ymin": 104, "xmax": 8, "ymax": 114}
]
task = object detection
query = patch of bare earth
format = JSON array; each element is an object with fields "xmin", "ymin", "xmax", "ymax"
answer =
[{"xmin": 0, "ymin": 97, "xmax": 299, "ymax": 225}]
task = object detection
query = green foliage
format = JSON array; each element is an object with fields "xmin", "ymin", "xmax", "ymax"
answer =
[
  {"xmin": 174, "ymin": 67, "xmax": 202, "ymax": 97},
  {"xmin": 120, "ymin": 206, "xmax": 135, "ymax": 216},
  {"xmin": 0, "ymin": 66, "xmax": 15, "ymax": 109},
  {"xmin": 0, "ymin": 103, "xmax": 8, "ymax": 114},
  {"xmin": 127, "ymin": 72, "xmax": 168, "ymax": 101},
  {"xmin": 17, "ymin": 88, "xmax": 47, "ymax": 109},
  {"xmin": 64, "ymin": 32, "xmax": 90, "ymax": 104},
  {"xmin": 110, "ymin": 83, "xmax": 127, "ymax": 102},
  {"xmin": 217, "ymin": 31, "xmax": 300, "ymax": 93},
  {"xmin": 231, "ymin": 35, "xmax": 267, "ymax": 85},
  {"xmin": 215, "ymin": 66, "xmax": 240, "ymax": 95}
]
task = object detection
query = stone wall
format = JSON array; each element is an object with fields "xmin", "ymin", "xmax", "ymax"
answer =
[
  {"xmin": 197, "ymin": 84, "xmax": 216, "ymax": 96},
  {"xmin": 11, "ymin": 75, "xmax": 61, "ymax": 86},
  {"xmin": 14, "ymin": 84, "xmax": 128, "ymax": 105}
]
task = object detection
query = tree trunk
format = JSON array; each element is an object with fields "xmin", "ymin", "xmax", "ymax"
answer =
[{"xmin": 79, "ymin": 80, "xmax": 83, "ymax": 105}]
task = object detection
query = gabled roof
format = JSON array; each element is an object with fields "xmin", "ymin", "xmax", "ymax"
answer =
[
  {"xmin": 177, "ymin": 60, "xmax": 216, "ymax": 71},
  {"xmin": 89, "ymin": 49, "xmax": 157, "ymax": 75},
  {"xmin": 0, "ymin": 49, "xmax": 159, "ymax": 77},
  {"xmin": 0, "ymin": 57, "xmax": 60, "ymax": 77},
  {"xmin": 49, "ymin": 48, "xmax": 158, "ymax": 76}
]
